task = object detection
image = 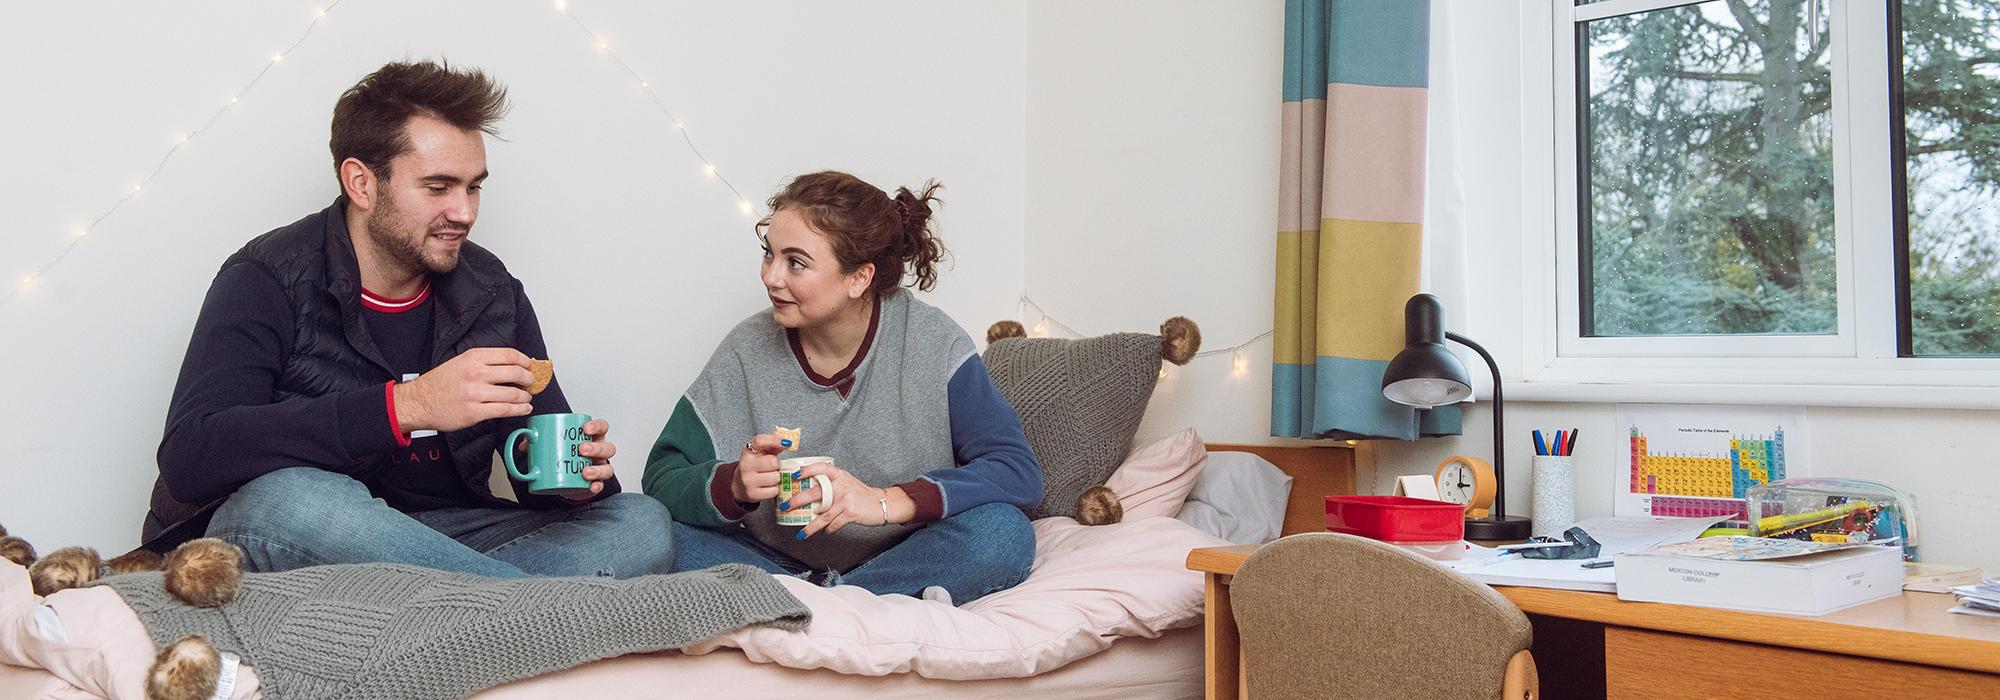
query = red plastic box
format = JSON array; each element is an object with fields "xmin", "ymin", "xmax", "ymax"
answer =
[{"xmin": 1323, "ymin": 495, "xmax": 1465, "ymax": 542}]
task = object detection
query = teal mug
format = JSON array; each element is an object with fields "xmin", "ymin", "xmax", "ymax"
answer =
[{"xmin": 504, "ymin": 413, "xmax": 594, "ymax": 495}]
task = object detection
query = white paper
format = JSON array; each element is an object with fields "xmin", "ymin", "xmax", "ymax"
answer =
[
  {"xmin": 1614, "ymin": 404, "xmax": 1808, "ymax": 519},
  {"xmin": 1445, "ymin": 515, "xmax": 1726, "ymax": 593}
]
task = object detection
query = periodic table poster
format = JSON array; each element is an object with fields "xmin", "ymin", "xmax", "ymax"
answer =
[{"xmin": 1614, "ymin": 404, "xmax": 1810, "ymax": 520}]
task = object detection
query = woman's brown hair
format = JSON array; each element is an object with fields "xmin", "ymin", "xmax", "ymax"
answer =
[{"xmin": 759, "ymin": 171, "xmax": 947, "ymax": 296}]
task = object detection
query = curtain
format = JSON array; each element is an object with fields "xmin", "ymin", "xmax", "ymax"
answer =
[{"xmin": 1271, "ymin": 0, "xmax": 1461, "ymax": 441}]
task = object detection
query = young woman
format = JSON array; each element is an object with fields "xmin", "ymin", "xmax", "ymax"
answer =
[{"xmin": 642, "ymin": 171, "xmax": 1042, "ymax": 605}]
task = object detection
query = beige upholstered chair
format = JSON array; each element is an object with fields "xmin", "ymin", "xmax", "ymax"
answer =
[{"xmin": 1231, "ymin": 533, "xmax": 1538, "ymax": 700}]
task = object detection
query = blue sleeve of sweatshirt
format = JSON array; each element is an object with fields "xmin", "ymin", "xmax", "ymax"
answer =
[{"xmin": 894, "ymin": 354, "xmax": 1043, "ymax": 520}]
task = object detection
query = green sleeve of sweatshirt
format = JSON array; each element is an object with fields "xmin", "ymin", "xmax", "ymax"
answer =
[{"xmin": 642, "ymin": 396, "xmax": 732, "ymax": 527}]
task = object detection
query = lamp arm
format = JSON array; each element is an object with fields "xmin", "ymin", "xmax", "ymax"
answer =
[{"xmin": 1444, "ymin": 331, "xmax": 1505, "ymax": 519}]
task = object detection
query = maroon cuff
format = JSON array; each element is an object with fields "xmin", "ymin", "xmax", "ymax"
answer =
[
  {"xmin": 383, "ymin": 381, "xmax": 411, "ymax": 448},
  {"xmin": 895, "ymin": 478, "xmax": 945, "ymax": 524},
  {"xmin": 711, "ymin": 462, "xmax": 757, "ymax": 520}
]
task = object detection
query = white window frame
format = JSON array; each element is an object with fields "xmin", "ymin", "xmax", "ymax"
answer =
[{"xmin": 1518, "ymin": 0, "xmax": 2000, "ymax": 409}]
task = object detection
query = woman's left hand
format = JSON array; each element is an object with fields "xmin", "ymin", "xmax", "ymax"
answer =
[{"xmin": 786, "ymin": 461, "xmax": 894, "ymax": 538}]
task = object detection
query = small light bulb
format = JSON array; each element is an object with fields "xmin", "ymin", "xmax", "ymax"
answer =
[
  {"xmin": 1158, "ymin": 366, "xmax": 1168, "ymax": 380},
  {"xmin": 1232, "ymin": 352, "xmax": 1248, "ymax": 376},
  {"xmin": 1345, "ymin": 439, "xmax": 1359, "ymax": 446},
  {"xmin": 19, "ymin": 275, "xmax": 34, "ymax": 286},
  {"xmin": 555, "ymin": 0, "xmax": 567, "ymax": 9},
  {"xmin": 76, "ymin": 229, "xmax": 88, "ymax": 239},
  {"xmin": 737, "ymin": 200, "xmax": 754, "ymax": 215},
  {"xmin": 272, "ymin": 53, "xmax": 284, "ymax": 63},
  {"xmin": 316, "ymin": 9, "xmax": 327, "ymax": 18},
  {"xmin": 230, "ymin": 97, "xmax": 239, "ymax": 104},
  {"xmin": 640, "ymin": 81, "xmax": 649, "ymax": 88},
  {"xmin": 674, "ymin": 122, "xmax": 686, "ymax": 130},
  {"xmin": 1032, "ymin": 320, "xmax": 1048, "ymax": 336},
  {"xmin": 596, "ymin": 40, "xmax": 608, "ymax": 49},
  {"xmin": 131, "ymin": 184, "xmax": 143, "ymax": 193},
  {"xmin": 703, "ymin": 164, "xmax": 717, "ymax": 178}
]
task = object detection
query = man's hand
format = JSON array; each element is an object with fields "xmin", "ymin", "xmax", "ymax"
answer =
[
  {"xmin": 559, "ymin": 418, "xmax": 617, "ymax": 502},
  {"xmin": 732, "ymin": 434, "xmax": 788, "ymax": 503},
  {"xmin": 394, "ymin": 348, "xmax": 535, "ymax": 433}
]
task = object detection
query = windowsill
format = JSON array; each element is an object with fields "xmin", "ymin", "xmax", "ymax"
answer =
[{"xmin": 1503, "ymin": 380, "xmax": 2000, "ymax": 410}]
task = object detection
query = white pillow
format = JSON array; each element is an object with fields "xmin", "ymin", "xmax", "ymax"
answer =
[{"xmin": 1174, "ymin": 451, "xmax": 1293, "ymax": 545}]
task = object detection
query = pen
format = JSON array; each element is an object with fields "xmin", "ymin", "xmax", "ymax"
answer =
[
  {"xmin": 1533, "ymin": 430, "xmax": 1547, "ymax": 456},
  {"xmin": 1565, "ymin": 429, "xmax": 1580, "ymax": 456},
  {"xmin": 1497, "ymin": 541, "xmax": 1573, "ymax": 551},
  {"xmin": 1580, "ymin": 559, "xmax": 1614, "ymax": 569},
  {"xmin": 1553, "ymin": 430, "xmax": 1566, "ymax": 457}
]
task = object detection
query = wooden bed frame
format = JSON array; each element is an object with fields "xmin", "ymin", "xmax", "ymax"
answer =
[{"xmin": 1204, "ymin": 441, "xmax": 1372, "ymax": 535}]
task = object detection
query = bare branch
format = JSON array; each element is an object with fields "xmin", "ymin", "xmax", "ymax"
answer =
[{"xmin": 1725, "ymin": 0, "xmax": 1767, "ymax": 48}]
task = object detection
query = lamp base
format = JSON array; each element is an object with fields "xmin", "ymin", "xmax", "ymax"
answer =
[{"xmin": 1464, "ymin": 515, "xmax": 1532, "ymax": 542}]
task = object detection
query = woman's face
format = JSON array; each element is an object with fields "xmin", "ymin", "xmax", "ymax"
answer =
[{"xmin": 760, "ymin": 208, "xmax": 873, "ymax": 330}]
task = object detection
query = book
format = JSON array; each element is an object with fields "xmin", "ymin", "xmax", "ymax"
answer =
[{"xmin": 1614, "ymin": 537, "xmax": 1904, "ymax": 615}]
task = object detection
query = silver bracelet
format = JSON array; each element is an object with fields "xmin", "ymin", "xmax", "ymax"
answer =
[{"xmin": 879, "ymin": 497, "xmax": 891, "ymax": 524}]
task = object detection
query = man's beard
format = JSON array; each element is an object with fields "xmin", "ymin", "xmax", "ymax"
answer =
[{"xmin": 366, "ymin": 190, "xmax": 463, "ymax": 274}]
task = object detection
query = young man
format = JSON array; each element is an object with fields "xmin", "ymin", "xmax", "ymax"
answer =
[{"xmin": 140, "ymin": 60, "xmax": 673, "ymax": 578}]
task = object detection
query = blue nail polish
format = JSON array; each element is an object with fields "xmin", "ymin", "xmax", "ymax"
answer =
[
  {"xmin": 778, "ymin": 502, "xmax": 790, "ymax": 511},
  {"xmin": 794, "ymin": 530, "xmax": 808, "ymax": 540},
  {"xmin": 792, "ymin": 471, "xmax": 803, "ymax": 480},
  {"xmin": 780, "ymin": 439, "xmax": 792, "ymax": 447}
]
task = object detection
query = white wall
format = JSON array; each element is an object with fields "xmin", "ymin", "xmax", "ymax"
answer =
[
  {"xmin": 0, "ymin": 0, "xmax": 1025, "ymax": 552},
  {"xmin": 1022, "ymin": 1, "xmax": 2000, "ymax": 572},
  {"xmin": 1025, "ymin": 0, "xmax": 1287, "ymax": 444}
]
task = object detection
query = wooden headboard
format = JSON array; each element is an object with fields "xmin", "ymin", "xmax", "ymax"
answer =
[{"xmin": 1206, "ymin": 442, "xmax": 1373, "ymax": 537}]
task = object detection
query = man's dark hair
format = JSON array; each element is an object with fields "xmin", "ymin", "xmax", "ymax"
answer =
[{"xmin": 329, "ymin": 59, "xmax": 509, "ymax": 187}]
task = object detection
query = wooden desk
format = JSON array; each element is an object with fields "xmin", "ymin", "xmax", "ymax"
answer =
[{"xmin": 1188, "ymin": 544, "xmax": 2000, "ymax": 699}]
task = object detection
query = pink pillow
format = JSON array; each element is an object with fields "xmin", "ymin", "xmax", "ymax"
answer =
[{"xmin": 1102, "ymin": 428, "xmax": 1207, "ymax": 520}]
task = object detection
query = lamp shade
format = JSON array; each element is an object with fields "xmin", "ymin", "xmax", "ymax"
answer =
[{"xmin": 1381, "ymin": 294, "xmax": 1471, "ymax": 409}]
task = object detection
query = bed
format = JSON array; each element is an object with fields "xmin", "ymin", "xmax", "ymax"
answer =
[{"xmin": 0, "ymin": 441, "xmax": 1363, "ymax": 700}]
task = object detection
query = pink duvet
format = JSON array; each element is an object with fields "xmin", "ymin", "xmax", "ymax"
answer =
[{"xmin": 0, "ymin": 516, "xmax": 1224, "ymax": 698}]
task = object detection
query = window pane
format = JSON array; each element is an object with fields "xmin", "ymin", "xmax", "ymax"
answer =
[
  {"xmin": 1581, "ymin": 0, "xmax": 1836, "ymax": 337},
  {"xmin": 1900, "ymin": 0, "xmax": 2000, "ymax": 356}
]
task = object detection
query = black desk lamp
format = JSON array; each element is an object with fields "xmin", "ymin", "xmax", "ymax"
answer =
[{"xmin": 1380, "ymin": 294, "xmax": 1531, "ymax": 541}]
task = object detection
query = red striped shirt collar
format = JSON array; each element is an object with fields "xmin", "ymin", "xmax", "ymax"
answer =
[{"xmin": 360, "ymin": 280, "xmax": 431, "ymax": 314}]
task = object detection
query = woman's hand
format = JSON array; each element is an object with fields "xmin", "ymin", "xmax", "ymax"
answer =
[
  {"xmin": 787, "ymin": 461, "xmax": 913, "ymax": 538},
  {"xmin": 732, "ymin": 434, "xmax": 788, "ymax": 503}
]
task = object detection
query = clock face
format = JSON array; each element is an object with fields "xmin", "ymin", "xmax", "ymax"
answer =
[{"xmin": 1438, "ymin": 462, "xmax": 1476, "ymax": 505}]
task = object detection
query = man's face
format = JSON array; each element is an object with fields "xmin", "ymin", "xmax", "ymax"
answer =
[{"xmin": 365, "ymin": 115, "xmax": 488, "ymax": 274}]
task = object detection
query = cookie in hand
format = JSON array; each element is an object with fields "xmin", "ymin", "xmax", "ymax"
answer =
[{"xmin": 524, "ymin": 359, "xmax": 554, "ymax": 395}]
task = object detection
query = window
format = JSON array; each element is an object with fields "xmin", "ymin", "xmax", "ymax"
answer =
[
  {"xmin": 1532, "ymin": 0, "xmax": 2000, "ymax": 404},
  {"xmin": 1894, "ymin": 0, "xmax": 2000, "ymax": 357}
]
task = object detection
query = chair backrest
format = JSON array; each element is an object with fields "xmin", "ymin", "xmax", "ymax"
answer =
[{"xmin": 1231, "ymin": 533, "xmax": 1533, "ymax": 700}]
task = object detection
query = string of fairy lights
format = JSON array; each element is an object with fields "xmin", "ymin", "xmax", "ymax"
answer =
[
  {"xmin": 2, "ymin": 0, "xmax": 761, "ymax": 311},
  {"xmin": 552, "ymin": 0, "xmax": 760, "ymax": 219},
  {"xmin": 1018, "ymin": 294, "xmax": 1275, "ymax": 379},
  {"xmin": 1, "ymin": 2, "xmax": 346, "ymax": 309}
]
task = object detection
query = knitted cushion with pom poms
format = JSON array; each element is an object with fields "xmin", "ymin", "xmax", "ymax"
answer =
[{"xmin": 982, "ymin": 317, "xmax": 1199, "ymax": 521}]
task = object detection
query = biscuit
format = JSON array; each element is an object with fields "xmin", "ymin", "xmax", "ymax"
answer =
[
  {"xmin": 773, "ymin": 426, "xmax": 801, "ymax": 452},
  {"xmin": 524, "ymin": 359, "xmax": 554, "ymax": 395}
]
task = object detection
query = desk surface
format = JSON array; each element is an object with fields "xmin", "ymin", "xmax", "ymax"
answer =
[{"xmin": 1188, "ymin": 544, "xmax": 2000, "ymax": 676}]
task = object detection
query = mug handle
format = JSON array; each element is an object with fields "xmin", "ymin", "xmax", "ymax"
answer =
[
  {"xmin": 811, "ymin": 474, "xmax": 835, "ymax": 511},
  {"xmin": 504, "ymin": 427, "xmax": 537, "ymax": 481}
]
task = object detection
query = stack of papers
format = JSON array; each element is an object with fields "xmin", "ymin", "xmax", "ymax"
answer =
[
  {"xmin": 1950, "ymin": 576, "xmax": 2000, "ymax": 617},
  {"xmin": 1445, "ymin": 515, "xmax": 1727, "ymax": 593}
]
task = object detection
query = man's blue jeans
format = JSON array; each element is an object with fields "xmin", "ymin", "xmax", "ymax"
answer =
[
  {"xmin": 669, "ymin": 502, "xmax": 1036, "ymax": 605},
  {"xmin": 205, "ymin": 467, "xmax": 675, "ymax": 578}
]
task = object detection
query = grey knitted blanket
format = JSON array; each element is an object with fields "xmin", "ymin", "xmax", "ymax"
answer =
[{"xmin": 97, "ymin": 563, "xmax": 809, "ymax": 700}]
